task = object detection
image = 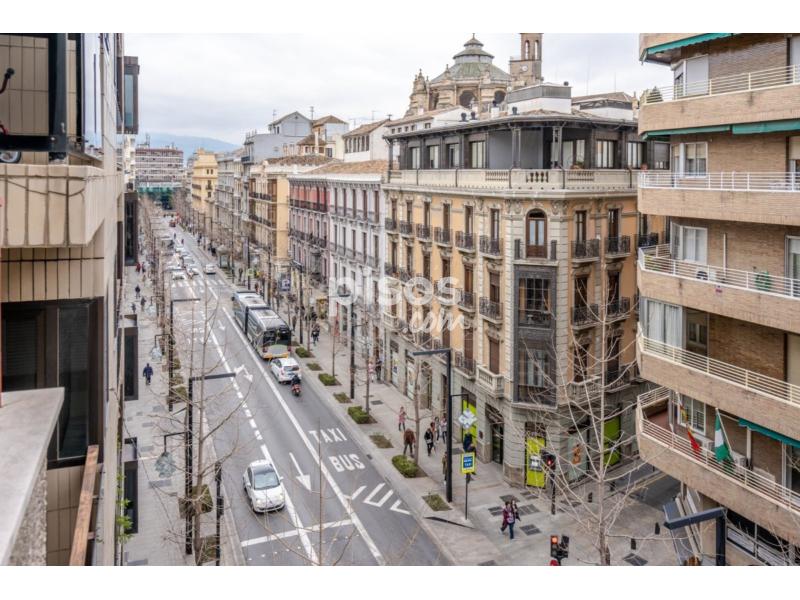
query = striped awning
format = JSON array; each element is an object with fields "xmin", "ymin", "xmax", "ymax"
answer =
[
  {"xmin": 738, "ymin": 418, "xmax": 800, "ymax": 449},
  {"xmin": 643, "ymin": 34, "xmax": 736, "ymax": 61}
]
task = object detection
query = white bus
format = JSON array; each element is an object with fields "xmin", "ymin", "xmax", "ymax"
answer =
[{"xmin": 231, "ymin": 291, "xmax": 292, "ymax": 360}]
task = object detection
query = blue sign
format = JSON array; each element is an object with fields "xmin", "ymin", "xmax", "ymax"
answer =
[{"xmin": 461, "ymin": 452, "xmax": 476, "ymax": 474}]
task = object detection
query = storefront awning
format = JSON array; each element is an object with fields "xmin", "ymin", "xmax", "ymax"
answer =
[
  {"xmin": 642, "ymin": 125, "xmax": 730, "ymax": 140},
  {"xmin": 738, "ymin": 418, "xmax": 800, "ymax": 449},
  {"xmin": 732, "ymin": 119, "xmax": 800, "ymax": 135},
  {"xmin": 642, "ymin": 34, "xmax": 735, "ymax": 61}
]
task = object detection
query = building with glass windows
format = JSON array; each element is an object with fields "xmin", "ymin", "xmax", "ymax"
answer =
[{"xmin": 635, "ymin": 32, "xmax": 800, "ymax": 565}]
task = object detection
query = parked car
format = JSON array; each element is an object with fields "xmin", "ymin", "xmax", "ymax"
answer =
[
  {"xmin": 270, "ymin": 357, "xmax": 301, "ymax": 383},
  {"xmin": 204, "ymin": 263, "xmax": 217, "ymax": 274},
  {"xmin": 243, "ymin": 460, "xmax": 285, "ymax": 512},
  {"xmin": 172, "ymin": 271, "xmax": 186, "ymax": 281}
]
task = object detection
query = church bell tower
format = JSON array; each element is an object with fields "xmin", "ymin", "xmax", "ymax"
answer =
[{"xmin": 509, "ymin": 33, "xmax": 543, "ymax": 88}]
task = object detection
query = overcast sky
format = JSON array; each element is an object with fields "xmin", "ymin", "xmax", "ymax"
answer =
[{"xmin": 126, "ymin": 33, "xmax": 673, "ymax": 145}]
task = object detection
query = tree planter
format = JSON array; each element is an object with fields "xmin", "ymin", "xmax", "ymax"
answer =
[
  {"xmin": 348, "ymin": 406, "xmax": 375, "ymax": 424},
  {"xmin": 392, "ymin": 455, "xmax": 424, "ymax": 478}
]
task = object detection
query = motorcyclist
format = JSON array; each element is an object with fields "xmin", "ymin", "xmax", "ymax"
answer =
[{"xmin": 290, "ymin": 373, "xmax": 301, "ymax": 388}]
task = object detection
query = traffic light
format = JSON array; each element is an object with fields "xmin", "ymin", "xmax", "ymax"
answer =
[
  {"xmin": 550, "ymin": 535, "xmax": 560, "ymax": 559},
  {"xmin": 542, "ymin": 451, "xmax": 556, "ymax": 470},
  {"xmin": 560, "ymin": 535, "xmax": 570, "ymax": 558}
]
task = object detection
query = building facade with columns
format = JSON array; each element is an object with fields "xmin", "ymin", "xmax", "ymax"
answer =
[{"xmin": 382, "ymin": 77, "xmax": 668, "ymax": 486}]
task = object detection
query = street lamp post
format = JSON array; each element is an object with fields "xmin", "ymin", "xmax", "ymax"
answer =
[
  {"xmin": 186, "ymin": 371, "xmax": 238, "ymax": 557},
  {"xmin": 349, "ymin": 299, "xmax": 356, "ymax": 401},
  {"xmin": 168, "ymin": 297, "xmax": 200, "ymax": 411}
]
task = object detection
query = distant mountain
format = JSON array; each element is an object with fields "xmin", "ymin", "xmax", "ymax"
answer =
[{"xmin": 136, "ymin": 132, "xmax": 239, "ymax": 162}]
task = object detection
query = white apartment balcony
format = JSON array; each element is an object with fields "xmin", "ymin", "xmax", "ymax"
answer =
[
  {"xmin": 640, "ymin": 64, "xmax": 800, "ymax": 133},
  {"xmin": 0, "ymin": 164, "xmax": 123, "ymax": 247},
  {"xmin": 638, "ymin": 172, "xmax": 800, "ymax": 226},
  {"xmin": 476, "ymin": 365, "xmax": 505, "ymax": 398},
  {"xmin": 637, "ymin": 387, "xmax": 800, "ymax": 546},
  {"xmin": 638, "ymin": 245, "xmax": 800, "ymax": 334},
  {"xmin": 636, "ymin": 327, "xmax": 800, "ymax": 441},
  {"xmin": 387, "ymin": 169, "xmax": 638, "ymax": 194}
]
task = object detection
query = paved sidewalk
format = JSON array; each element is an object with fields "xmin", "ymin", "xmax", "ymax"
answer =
[
  {"xmin": 299, "ymin": 324, "xmax": 680, "ymax": 566},
  {"xmin": 121, "ymin": 262, "xmax": 244, "ymax": 566}
]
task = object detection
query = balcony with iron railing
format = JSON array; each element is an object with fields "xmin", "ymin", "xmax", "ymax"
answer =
[
  {"xmin": 455, "ymin": 231, "xmax": 475, "ymax": 252},
  {"xmin": 398, "ymin": 268, "xmax": 413, "ymax": 283},
  {"xmin": 399, "ymin": 221, "xmax": 413, "ymax": 236},
  {"xmin": 454, "ymin": 351, "xmax": 476, "ymax": 378},
  {"xmin": 479, "ymin": 236, "xmax": 503, "ymax": 257},
  {"xmin": 638, "ymin": 172, "xmax": 800, "ymax": 226},
  {"xmin": 637, "ymin": 387, "xmax": 800, "ymax": 544},
  {"xmin": 479, "ymin": 297, "xmax": 503, "ymax": 322},
  {"xmin": 636, "ymin": 232, "xmax": 660, "ymax": 249},
  {"xmin": 457, "ymin": 289, "xmax": 475, "ymax": 311},
  {"xmin": 518, "ymin": 308, "xmax": 552, "ymax": 328},
  {"xmin": 638, "ymin": 245, "xmax": 800, "ymax": 335},
  {"xmin": 434, "ymin": 280, "xmax": 456, "ymax": 302},
  {"xmin": 605, "ymin": 236, "xmax": 631, "ymax": 258},
  {"xmin": 571, "ymin": 304, "xmax": 598, "ymax": 328},
  {"xmin": 386, "ymin": 168, "xmax": 639, "ymax": 192},
  {"xmin": 476, "ymin": 365, "xmax": 505, "ymax": 397},
  {"xmin": 384, "ymin": 262, "xmax": 399, "ymax": 278},
  {"xmin": 570, "ymin": 239, "xmax": 600, "ymax": 262},
  {"xmin": 605, "ymin": 297, "xmax": 631, "ymax": 321},
  {"xmin": 639, "ymin": 63, "xmax": 800, "ymax": 133},
  {"xmin": 636, "ymin": 327, "xmax": 800, "ymax": 441},
  {"xmin": 416, "ymin": 224, "xmax": 431, "ymax": 241},
  {"xmin": 434, "ymin": 227, "xmax": 452, "ymax": 246},
  {"xmin": 514, "ymin": 238, "xmax": 554, "ymax": 261},
  {"xmin": 385, "ymin": 217, "xmax": 398, "ymax": 232}
]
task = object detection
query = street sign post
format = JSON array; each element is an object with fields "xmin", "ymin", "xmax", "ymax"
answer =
[{"xmin": 460, "ymin": 452, "xmax": 476, "ymax": 474}]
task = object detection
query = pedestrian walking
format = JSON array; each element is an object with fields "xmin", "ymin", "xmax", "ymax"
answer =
[
  {"xmin": 140, "ymin": 296, "xmax": 146, "ymax": 311},
  {"xmin": 424, "ymin": 422, "xmax": 435, "ymax": 456},
  {"xmin": 136, "ymin": 262, "xmax": 141, "ymax": 274},
  {"xmin": 398, "ymin": 406, "xmax": 407, "ymax": 432},
  {"xmin": 135, "ymin": 284, "xmax": 141, "ymax": 299},
  {"xmin": 375, "ymin": 356, "xmax": 383, "ymax": 382},
  {"xmin": 291, "ymin": 315, "xmax": 297, "ymax": 332},
  {"xmin": 130, "ymin": 302, "xmax": 136, "ymax": 314},
  {"xmin": 440, "ymin": 416, "xmax": 447, "ymax": 443},
  {"xmin": 141, "ymin": 264, "xmax": 146, "ymax": 276},
  {"xmin": 142, "ymin": 362, "xmax": 154, "ymax": 386},
  {"xmin": 403, "ymin": 428, "xmax": 416, "ymax": 457},
  {"xmin": 434, "ymin": 415, "xmax": 441, "ymax": 441},
  {"xmin": 367, "ymin": 360, "xmax": 375, "ymax": 382},
  {"xmin": 501, "ymin": 501, "xmax": 520, "ymax": 539}
]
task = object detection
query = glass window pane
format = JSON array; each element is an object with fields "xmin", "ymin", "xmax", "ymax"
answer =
[{"xmin": 58, "ymin": 305, "xmax": 90, "ymax": 460}]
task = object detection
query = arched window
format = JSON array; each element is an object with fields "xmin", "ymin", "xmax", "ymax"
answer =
[
  {"xmin": 459, "ymin": 90, "xmax": 477, "ymax": 109},
  {"xmin": 534, "ymin": 40, "xmax": 540, "ymax": 60},
  {"xmin": 524, "ymin": 41, "xmax": 530, "ymax": 60},
  {"xmin": 493, "ymin": 90, "xmax": 506, "ymax": 106},
  {"xmin": 526, "ymin": 210, "xmax": 547, "ymax": 257}
]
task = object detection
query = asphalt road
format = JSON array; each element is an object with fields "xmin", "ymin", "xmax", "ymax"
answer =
[{"xmin": 165, "ymin": 223, "xmax": 447, "ymax": 566}]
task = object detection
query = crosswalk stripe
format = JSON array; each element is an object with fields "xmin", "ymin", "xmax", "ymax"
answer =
[{"xmin": 363, "ymin": 483, "xmax": 393, "ymax": 508}]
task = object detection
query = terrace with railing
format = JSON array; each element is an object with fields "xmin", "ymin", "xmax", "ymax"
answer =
[
  {"xmin": 639, "ymin": 171, "xmax": 800, "ymax": 192},
  {"xmin": 641, "ymin": 64, "xmax": 800, "ymax": 104}
]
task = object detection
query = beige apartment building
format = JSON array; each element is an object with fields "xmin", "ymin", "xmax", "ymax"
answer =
[
  {"xmin": 635, "ymin": 32, "xmax": 800, "ymax": 565},
  {"xmin": 190, "ymin": 149, "xmax": 217, "ymax": 239},
  {"xmin": 382, "ymin": 34, "xmax": 668, "ymax": 486},
  {"xmin": 249, "ymin": 155, "xmax": 331, "ymax": 297},
  {"xmin": 0, "ymin": 34, "xmax": 138, "ymax": 565}
]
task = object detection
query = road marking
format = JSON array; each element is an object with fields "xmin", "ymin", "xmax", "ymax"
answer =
[
  {"xmin": 389, "ymin": 500, "xmax": 411, "ymax": 515},
  {"xmin": 248, "ymin": 419, "xmax": 257, "ymax": 429},
  {"xmin": 289, "ymin": 452, "xmax": 312, "ymax": 492},
  {"xmin": 223, "ymin": 307, "xmax": 385, "ymax": 565},
  {"xmin": 363, "ymin": 483, "xmax": 393, "ymax": 508},
  {"xmin": 244, "ymin": 408, "xmax": 252, "ymax": 418},
  {"xmin": 240, "ymin": 519, "xmax": 353, "ymax": 548},
  {"xmin": 349, "ymin": 485, "xmax": 366, "ymax": 501},
  {"xmin": 258, "ymin": 443, "xmax": 317, "ymax": 563}
]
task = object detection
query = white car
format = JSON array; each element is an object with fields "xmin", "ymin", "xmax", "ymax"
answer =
[
  {"xmin": 243, "ymin": 460, "xmax": 285, "ymax": 512},
  {"xmin": 204, "ymin": 263, "xmax": 217, "ymax": 274},
  {"xmin": 172, "ymin": 271, "xmax": 186, "ymax": 281},
  {"xmin": 270, "ymin": 357, "xmax": 301, "ymax": 383}
]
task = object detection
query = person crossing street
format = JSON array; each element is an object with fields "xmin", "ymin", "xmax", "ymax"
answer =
[{"xmin": 142, "ymin": 362, "xmax": 154, "ymax": 386}]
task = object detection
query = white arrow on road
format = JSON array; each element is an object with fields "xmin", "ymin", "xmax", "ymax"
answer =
[
  {"xmin": 289, "ymin": 452, "xmax": 312, "ymax": 492},
  {"xmin": 363, "ymin": 483, "xmax": 393, "ymax": 508},
  {"xmin": 389, "ymin": 499, "xmax": 411, "ymax": 515},
  {"xmin": 234, "ymin": 364, "xmax": 254, "ymax": 382}
]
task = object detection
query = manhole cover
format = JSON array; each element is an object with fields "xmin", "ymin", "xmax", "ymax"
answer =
[
  {"xmin": 520, "ymin": 524, "xmax": 540, "ymax": 535},
  {"xmin": 623, "ymin": 553, "xmax": 648, "ymax": 566}
]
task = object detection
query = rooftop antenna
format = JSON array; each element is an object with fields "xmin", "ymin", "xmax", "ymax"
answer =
[
  {"xmin": 387, "ymin": 113, "xmax": 393, "ymax": 121},
  {"xmin": 310, "ymin": 105, "xmax": 315, "ymax": 120}
]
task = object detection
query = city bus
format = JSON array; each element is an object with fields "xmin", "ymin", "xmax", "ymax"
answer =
[{"xmin": 231, "ymin": 291, "xmax": 292, "ymax": 360}]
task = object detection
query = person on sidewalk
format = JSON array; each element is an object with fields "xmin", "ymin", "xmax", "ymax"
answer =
[
  {"xmin": 140, "ymin": 296, "xmax": 146, "ymax": 311},
  {"xmin": 135, "ymin": 284, "xmax": 141, "ymax": 299},
  {"xmin": 434, "ymin": 416, "xmax": 441, "ymax": 441},
  {"xmin": 440, "ymin": 414, "xmax": 447, "ymax": 443},
  {"xmin": 403, "ymin": 428, "xmax": 416, "ymax": 457},
  {"xmin": 130, "ymin": 302, "xmax": 137, "ymax": 314},
  {"xmin": 311, "ymin": 323, "xmax": 320, "ymax": 346},
  {"xmin": 398, "ymin": 406, "xmax": 407, "ymax": 432},
  {"xmin": 142, "ymin": 362, "xmax": 154, "ymax": 386},
  {"xmin": 375, "ymin": 356, "xmax": 383, "ymax": 382},
  {"xmin": 136, "ymin": 262, "xmax": 141, "ymax": 274},
  {"xmin": 502, "ymin": 501, "xmax": 519, "ymax": 539},
  {"xmin": 424, "ymin": 424, "xmax": 434, "ymax": 456}
]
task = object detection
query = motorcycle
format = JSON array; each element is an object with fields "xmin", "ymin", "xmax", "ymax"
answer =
[{"xmin": 291, "ymin": 382, "xmax": 301, "ymax": 397}]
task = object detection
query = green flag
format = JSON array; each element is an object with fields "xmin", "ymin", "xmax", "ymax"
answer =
[{"xmin": 714, "ymin": 412, "xmax": 731, "ymax": 463}]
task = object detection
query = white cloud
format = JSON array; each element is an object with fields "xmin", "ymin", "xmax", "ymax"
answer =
[{"xmin": 126, "ymin": 33, "xmax": 672, "ymax": 144}]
